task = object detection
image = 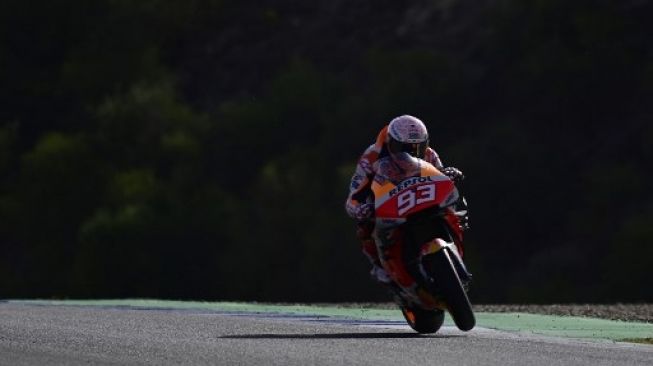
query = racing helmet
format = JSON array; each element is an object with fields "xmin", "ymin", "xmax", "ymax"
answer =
[{"xmin": 387, "ymin": 115, "xmax": 429, "ymax": 159}]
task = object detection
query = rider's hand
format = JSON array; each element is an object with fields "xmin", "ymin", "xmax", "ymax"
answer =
[
  {"xmin": 442, "ymin": 166, "xmax": 465, "ymax": 182},
  {"xmin": 353, "ymin": 203, "xmax": 375, "ymax": 220}
]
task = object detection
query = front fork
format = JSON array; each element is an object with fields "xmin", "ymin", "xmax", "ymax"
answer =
[
  {"xmin": 420, "ymin": 238, "xmax": 472, "ymax": 285},
  {"xmin": 443, "ymin": 207, "xmax": 466, "ymax": 258}
]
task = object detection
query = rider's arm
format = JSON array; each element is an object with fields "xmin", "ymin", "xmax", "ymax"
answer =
[
  {"xmin": 427, "ymin": 147, "xmax": 465, "ymax": 181},
  {"xmin": 345, "ymin": 145, "xmax": 378, "ymax": 219},
  {"xmin": 425, "ymin": 147, "xmax": 444, "ymax": 169}
]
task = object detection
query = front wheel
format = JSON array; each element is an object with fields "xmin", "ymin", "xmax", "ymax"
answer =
[
  {"xmin": 424, "ymin": 248, "xmax": 475, "ymax": 331},
  {"xmin": 400, "ymin": 305, "xmax": 445, "ymax": 334}
]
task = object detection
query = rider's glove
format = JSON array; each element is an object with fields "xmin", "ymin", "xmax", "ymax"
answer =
[
  {"xmin": 442, "ymin": 166, "xmax": 465, "ymax": 182},
  {"xmin": 353, "ymin": 203, "xmax": 375, "ymax": 220}
]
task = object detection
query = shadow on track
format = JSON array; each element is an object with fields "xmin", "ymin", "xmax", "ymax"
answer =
[{"xmin": 220, "ymin": 332, "xmax": 463, "ymax": 339}]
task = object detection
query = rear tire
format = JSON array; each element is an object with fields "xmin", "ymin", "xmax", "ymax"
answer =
[
  {"xmin": 400, "ymin": 305, "xmax": 445, "ymax": 334},
  {"xmin": 425, "ymin": 248, "xmax": 475, "ymax": 331}
]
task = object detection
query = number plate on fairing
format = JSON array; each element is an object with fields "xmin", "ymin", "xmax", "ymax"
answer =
[{"xmin": 372, "ymin": 173, "xmax": 458, "ymax": 221}]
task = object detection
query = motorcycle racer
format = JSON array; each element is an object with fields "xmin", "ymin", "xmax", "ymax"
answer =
[{"xmin": 345, "ymin": 115, "xmax": 467, "ymax": 284}]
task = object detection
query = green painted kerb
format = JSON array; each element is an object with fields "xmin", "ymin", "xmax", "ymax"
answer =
[
  {"xmin": 12, "ymin": 299, "xmax": 653, "ymax": 343},
  {"xmin": 477, "ymin": 312, "xmax": 652, "ymax": 342}
]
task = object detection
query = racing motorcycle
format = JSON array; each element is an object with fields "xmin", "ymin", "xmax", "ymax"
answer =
[{"xmin": 371, "ymin": 156, "xmax": 475, "ymax": 334}]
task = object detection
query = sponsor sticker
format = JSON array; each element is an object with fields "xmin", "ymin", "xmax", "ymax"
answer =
[{"xmin": 389, "ymin": 176, "xmax": 434, "ymax": 197}]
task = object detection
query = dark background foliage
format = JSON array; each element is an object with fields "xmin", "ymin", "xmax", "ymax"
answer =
[{"xmin": 1, "ymin": 0, "xmax": 651, "ymax": 303}]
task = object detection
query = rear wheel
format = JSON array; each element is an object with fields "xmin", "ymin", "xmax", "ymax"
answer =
[
  {"xmin": 424, "ymin": 248, "xmax": 475, "ymax": 331},
  {"xmin": 400, "ymin": 305, "xmax": 445, "ymax": 334}
]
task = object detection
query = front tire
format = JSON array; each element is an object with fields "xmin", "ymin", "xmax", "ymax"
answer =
[
  {"xmin": 424, "ymin": 248, "xmax": 475, "ymax": 331},
  {"xmin": 400, "ymin": 305, "xmax": 445, "ymax": 334}
]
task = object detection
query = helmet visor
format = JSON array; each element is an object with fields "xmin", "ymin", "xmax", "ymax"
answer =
[{"xmin": 388, "ymin": 138, "xmax": 428, "ymax": 159}]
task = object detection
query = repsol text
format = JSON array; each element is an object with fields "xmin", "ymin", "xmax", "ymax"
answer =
[{"xmin": 389, "ymin": 176, "xmax": 434, "ymax": 197}]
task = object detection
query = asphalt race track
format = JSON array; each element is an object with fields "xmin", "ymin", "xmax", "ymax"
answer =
[{"xmin": 1, "ymin": 303, "xmax": 652, "ymax": 366}]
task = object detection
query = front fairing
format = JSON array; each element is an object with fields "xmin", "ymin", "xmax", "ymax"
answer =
[{"xmin": 372, "ymin": 159, "xmax": 459, "ymax": 226}]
